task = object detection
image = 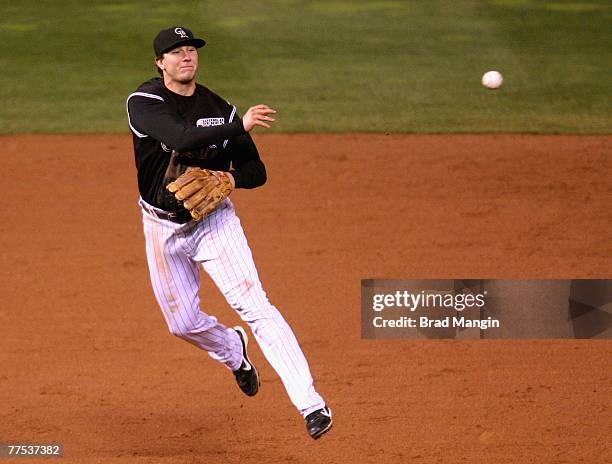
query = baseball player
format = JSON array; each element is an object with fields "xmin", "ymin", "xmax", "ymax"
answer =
[{"xmin": 125, "ymin": 26, "xmax": 332, "ymax": 439}]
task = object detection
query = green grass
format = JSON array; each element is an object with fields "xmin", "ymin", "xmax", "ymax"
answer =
[{"xmin": 0, "ymin": 0, "xmax": 610, "ymax": 133}]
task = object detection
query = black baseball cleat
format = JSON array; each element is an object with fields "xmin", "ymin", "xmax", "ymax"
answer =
[
  {"xmin": 305, "ymin": 406, "xmax": 333, "ymax": 439},
  {"xmin": 232, "ymin": 326, "xmax": 260, "ymax": 396}
]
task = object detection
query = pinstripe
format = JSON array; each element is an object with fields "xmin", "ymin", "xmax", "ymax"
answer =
[
  {"xmin": 139, "ymin": 197, "xmax": 325, "ymax": 411},
  {"xmin": 140, "ymin": 200, "xmax": 242, "ymax": 370},
  {"xmin": 199, "ymin": 207, "xmax": 324, "ymax": 411},
  {"xmin": 234, "ymin": 221, "xmax": 319, "ymax": 408}
]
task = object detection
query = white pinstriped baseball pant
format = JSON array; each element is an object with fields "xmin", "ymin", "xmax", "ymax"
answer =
[{"xmin": 139, "ymin": 197, "xmax": 325, "ymax": 416}]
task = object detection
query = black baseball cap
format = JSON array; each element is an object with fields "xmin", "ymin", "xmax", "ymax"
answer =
[{"xmin": 153, "ymin": 26, "xmax": 206, "ymax": 56}]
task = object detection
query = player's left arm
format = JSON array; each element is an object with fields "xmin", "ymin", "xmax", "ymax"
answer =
[{"xmin": 226, "ymin": 132, "xmax": 267, "ymax": 189}]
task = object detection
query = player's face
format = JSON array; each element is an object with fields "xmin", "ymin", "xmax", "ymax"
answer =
[{"xmin": 157, "ymin": 45, "xmax": 199, "ymax": 84}]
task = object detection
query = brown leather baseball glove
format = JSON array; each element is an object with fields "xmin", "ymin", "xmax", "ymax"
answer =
[{"xmin": 166, "ymin": 168, "xmax": 234, "ymax": 221}]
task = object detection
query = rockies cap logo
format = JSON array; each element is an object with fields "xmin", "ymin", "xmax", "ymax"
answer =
[{"xmin": 174, "ymin": 27, "xmax": 189, "ymax": 39}]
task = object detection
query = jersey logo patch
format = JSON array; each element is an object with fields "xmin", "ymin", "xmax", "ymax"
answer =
[{"xmin": 197, "ymin": 117, "xmax": 225, "ymax": 128}]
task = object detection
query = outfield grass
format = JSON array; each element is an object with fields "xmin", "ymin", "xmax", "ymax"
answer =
[{"xmin": 0, "ymin": 0, "xmax": 610, "ymax": 133}]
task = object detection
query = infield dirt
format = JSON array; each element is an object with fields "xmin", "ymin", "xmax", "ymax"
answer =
[{"xmin": 1, "ymin": 134, "xmax": 610, "ymax": 463}]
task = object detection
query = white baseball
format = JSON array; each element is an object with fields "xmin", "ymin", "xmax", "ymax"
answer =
[{"xmin": 481, "ymin": 70, "xmax": 503, "ymax": 89}]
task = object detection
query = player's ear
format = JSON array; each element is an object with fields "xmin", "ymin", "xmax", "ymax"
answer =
[{"xmin": 154, "ymin": 56, "xmax": 164, "ymax": 71}]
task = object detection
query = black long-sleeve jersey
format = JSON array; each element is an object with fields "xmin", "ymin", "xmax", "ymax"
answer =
[{"xmin": 126, "ymin": 77, "xmax": 266, "ymax": 212}]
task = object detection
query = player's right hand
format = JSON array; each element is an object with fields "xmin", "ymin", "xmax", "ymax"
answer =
[{"xmin": 242, "ymin": 104, "xmax": 276, "ymax": 132}]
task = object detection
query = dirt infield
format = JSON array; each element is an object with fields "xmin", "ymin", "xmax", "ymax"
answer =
[{"xmin": 1, "ymin": 134, "xmax": 610, "ymax": 463}]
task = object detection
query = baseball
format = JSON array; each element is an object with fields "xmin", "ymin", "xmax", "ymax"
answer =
[{"xmin": 481, "ymin": 70, "xmax": 503, "ymax": 89}]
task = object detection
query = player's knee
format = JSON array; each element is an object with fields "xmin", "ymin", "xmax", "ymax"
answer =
[
  {"xmin": 236, "ymin": 299, "xmax": 281, "ymax": 327},
  {"xmin": 252, "ymin": 317, "xmax": 290, "ymax": 347},
  {"xmin": 228, "ymin": 280, "xmax": 272, "ymax": 312},
  {"xmin": 169, "ymin": 322, "xmax": 196, "ymax": 339},
  {"xmin": 229, "ymin": 279, "xmax": 257, "ymax": 302}
]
